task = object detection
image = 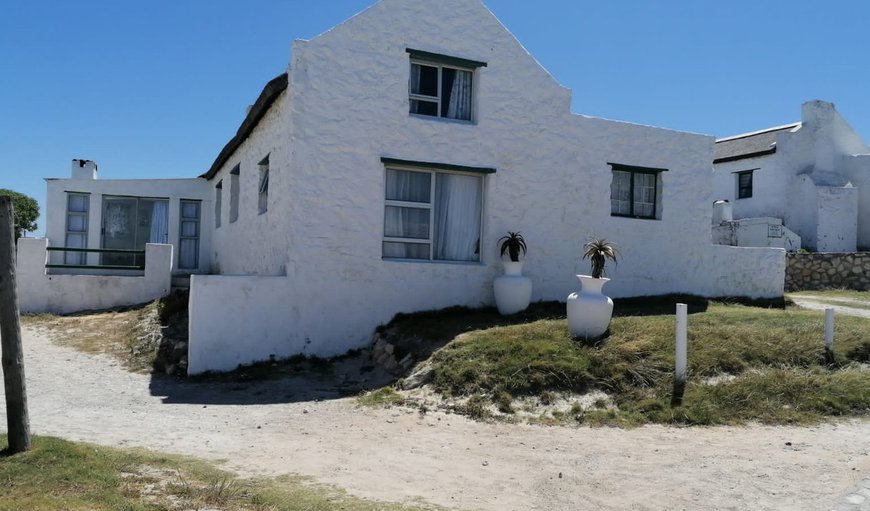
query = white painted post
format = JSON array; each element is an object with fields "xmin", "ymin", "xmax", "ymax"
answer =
[
  {"xmin": 824, "ymin": 308, "xmax": 835, "ymax": 351},
  {"xmin": 675, "ymin": 303, "xmax": 688, "ymax": 384}
]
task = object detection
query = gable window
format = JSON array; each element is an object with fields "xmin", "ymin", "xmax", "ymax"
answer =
[
  {"xmin": 215, "ymin": 180, "xmax": 222, "ymax": 228},
  {"xmin": 229, "ymin": 165, "xmax": 240, "ymax": 223},
  {"xmin": 736, "ymin": 170, "xmax": 753, "ymax": 199},
  {"xmin": 609, "ymin": 163, "xmax": 666, "ymax": 220},
  {"xmin": 407, "ymin": 49, "xmax": 486, "ymax": 122},
  {"xmin": 258, "ymin": 155, "xmax": 270, "ymax": 214},
  {"xmin": 382, "ymin": 158, "xmax": 494, "ymax": 262},
  {"xmin": 65, "ymin": 193, "xmax": 89, "ymax": 264}
]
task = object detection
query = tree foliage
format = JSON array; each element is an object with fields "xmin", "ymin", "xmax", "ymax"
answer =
[{"xmin": 0, "ymin": 189, "xmax": 39, "ymax": 240}]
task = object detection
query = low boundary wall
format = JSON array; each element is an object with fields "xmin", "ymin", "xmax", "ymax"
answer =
[
  {"xmin": 17, "ymin": 238, "xmax": 173, "ymax": 314},
  {"xmin": 786, "ymin": 252, "xmax": 870, "ymax": 291}
]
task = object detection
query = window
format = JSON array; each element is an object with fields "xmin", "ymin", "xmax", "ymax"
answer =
[
  {"xmin": 736, "ymin": 170, "xmax": 753, "ymax": 199},
  {"xmin": 406, "ymin": 49, "xmax": 486, "ymax": 122},
  {"xmin": 215, "ymin": 181, "xmax": 222, "ymax": 228},
  {"xmin": 382, "ymin": 158, "xmax": 493, "ymax": 262},
  {"xmin": 609, "ymin": 163, "xmax": 666, "ymax": 219},
  {"xmin": 101, "ymin": 196, "xmax": 168, "ymax": 267},
  {"xmin": 179, "ymin": 200, "xmax": 200, "ymax": 270},
  {"xmin": 258, "ymin": 155, "xmax": 270, "ymax": 214},
  {"xmin": 65, "ymin": 193, "xmax": 89, "ymax": 265},
  {"xmin": 229, "ymin": 165, "xmax": 240, "ymax": 223}
]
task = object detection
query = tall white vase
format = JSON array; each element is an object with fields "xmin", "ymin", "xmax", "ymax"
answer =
[
  {"xmin": 493, "ymin": 261, "xmax": 532, "ymax": 315},
  {"xmin": 567, "ymin": 275, "xmax": 613, "ymax": 338}
]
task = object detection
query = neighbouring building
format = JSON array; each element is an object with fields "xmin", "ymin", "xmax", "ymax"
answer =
[
  {"xmin": 22, "ymin": 0, "xmax": 786, "ymax": 374},
  {"xmin": 713, "ymin": 100, "xmax": 870, "ymax": 252}
]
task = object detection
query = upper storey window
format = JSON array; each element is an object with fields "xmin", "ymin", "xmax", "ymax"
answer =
[{"xmin": 407, "ymin": 49, "xmax": 486, "ymax": 122}]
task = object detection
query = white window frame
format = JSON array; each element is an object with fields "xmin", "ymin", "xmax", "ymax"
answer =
[
  {"xmin": 382, "ymin": 163, "xmax": 485, "ymax": 262},
  {"xmin": 65, "ymin": 192, "xmax": 89, "ymax": 265},
  {"xmin": 409, "ymin": 59, "xmax": 474, "ymax": 122}
]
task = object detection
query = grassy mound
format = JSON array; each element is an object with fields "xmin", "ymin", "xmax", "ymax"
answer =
[{"xmin": 394, "ymin": 302, "xmax": 870, "ymax": 426}]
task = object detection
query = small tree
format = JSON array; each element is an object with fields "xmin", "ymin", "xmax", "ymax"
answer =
[{"xmin": 0, "ymin": 189, "xmax": 39, "ymax": 241}]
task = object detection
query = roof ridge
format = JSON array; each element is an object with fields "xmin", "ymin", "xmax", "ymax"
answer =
[{"xmin": 716, "ymin": 122, "xmax": 801, "ymax": 143}]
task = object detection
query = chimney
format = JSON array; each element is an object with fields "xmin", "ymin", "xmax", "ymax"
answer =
[{"xmin": 71, "ymin": 159, "xmax": 98, "ymax": 180}]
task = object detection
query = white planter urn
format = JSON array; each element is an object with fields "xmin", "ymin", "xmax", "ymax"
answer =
[
  {"xmin": 493, "ymin": 261, "xmax": 532, "ymax": 315},
  {"xmin": 567, "ymin": 275, "xmax": 613, "ymax": 338}
]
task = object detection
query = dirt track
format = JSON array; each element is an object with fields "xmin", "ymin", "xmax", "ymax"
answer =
[{"xmin": 2, "ymin": 325, "xmax": 869, "ymax": 510}]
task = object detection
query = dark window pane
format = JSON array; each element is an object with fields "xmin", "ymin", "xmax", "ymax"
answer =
[
  {"xmin": 411, "ymin": 64, "xmax": 438, "ymax": 97},
  {"xmin": 411, "ymin": 99, "xmax": 438, "ymax": 117}
]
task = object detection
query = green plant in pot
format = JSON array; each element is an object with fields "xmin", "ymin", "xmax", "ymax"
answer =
[
  {"xmin": 567, "ymin": 238, "xmax": 619, "ymax": 338},
  {"xmin": 498, "ymin": 231, "xmax": 527, "ymax": 262},
  {"xmin": 493, "ymin": 231, "xmax": 532, "ymax": 315}
]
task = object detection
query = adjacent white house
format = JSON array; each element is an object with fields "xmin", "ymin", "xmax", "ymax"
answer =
[
  {"xmin": 23, "ymin": 0, "xmax": 786, "ymax": 373},
  {"xmin": 713, "ymin": 100, "xmax": 870, "ymax": 252}
]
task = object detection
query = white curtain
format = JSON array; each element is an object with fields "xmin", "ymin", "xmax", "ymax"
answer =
[
  {"xmin": 149, "ymin": 201, "xmax": 169, "ymax": 244},
  {"xmin": 446, "ymin": 69, "xmax": 472, "ymax": 121},
  {"xmin": 611, "ymin": 170, "xmax": 632, "ymax": 215},
  {"xmin": 384, "ymin": 169, "xmax": 431, "ymax": 259},
  {"xmin": 434, "ymin": 173, "xmax": 481, "ymax": 261},
  {"xmin": 633, "ymin": 173, "xmax": 656, "ymax": 217},
  {"xmin": 179, "ymin": 239, "xmax": 197, "ymax": 269}
]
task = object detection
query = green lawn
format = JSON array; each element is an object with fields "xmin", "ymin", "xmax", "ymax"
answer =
[
  {"xmin": 383, "ymin": 302, "xmax": 870, "ymax": 426},
  {"xmin": 0, "ymin": 435, "xmax": 434, "ymax": 511}
]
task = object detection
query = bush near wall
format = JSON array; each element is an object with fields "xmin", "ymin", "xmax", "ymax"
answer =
[{"xmin": 786, "ymin": 252, "xmax": 870, "ymax": 291}]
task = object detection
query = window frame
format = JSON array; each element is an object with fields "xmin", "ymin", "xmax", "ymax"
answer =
[
  {"xmin": 406, "ymin": 48, "xmax": 486, "ymax": 123},
  {"xmin": 214, "ymin": 180, "xmax": 223, "ymax": 228},
  {"xmin": 381, "ymin": 158, "xmax": 493, "ymax": 263},
  {"xmin": 178, "ymin": 199, "xmax": 201, "ymax": 271},
  {"xmin": 258, "ymin": 155, "xmax": 270, "ymax": 215},
  {"xmin": 608, "ymin": 163, "xmax": 667, "ymax": 220},
  {"xmin": 229, "ymin": 165, "xmax": 240, "ymax": 223},
  {"xmin": 736, "ymin": 170, "xmax": 754, "ymax": 199},
  {"xmin": 65, "ymin": 192, "xmax": 90, "ymax": 264}
]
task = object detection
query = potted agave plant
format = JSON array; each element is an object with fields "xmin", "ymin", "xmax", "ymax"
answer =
[
  {"xmin": 493, "ymin": 232, "xmax": 532, "ymax": 315},
  {"xmin": 567, "ymin": 238, "xmax": 619, "ymax": 338}
]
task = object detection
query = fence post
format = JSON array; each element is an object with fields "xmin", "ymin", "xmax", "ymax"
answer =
[
  {"xmin": 672, "ymin": 303, "xmax": 688, "ymax": 406},
  {"xmin": 0, "ymin": 196, "xmax": 31, "ymax": 453},
  {"xmin": 824, "ymin": 308, "xmax": 835, "ymax": 366}
]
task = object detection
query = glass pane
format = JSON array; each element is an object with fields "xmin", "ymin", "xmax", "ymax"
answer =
[
  {"xmin": 410, "ymin": 99, "xmax": 438, "ymax": 117},
  {"xmin": 179, "ymin": 239, "xmax": 198, "ymax": 269},
  {"xmin": 181, "ymin": 220, "xmax": 198, "ymax": 237},
  {"xmin": 67, "ymin": 214, "xmax": 86, "ymax": 232},
  {"xmin": 64, "ymin": 234, "xmax": 86, "ymax": 265},
  {"xmin": 441, "ymin": 68, "xmax": 472, "ymax": 121},
  {"xmin": 610, "ymin": 171, "xmax": 631, "ymax": 214},
  {"xmin": 383, "ymin": 241, "xmax": 429, "ymax": 260},
  {"xmin": 633, "ymin": 173, "xmax": 656, "ymax": 217},
  {"xmin": 68, "ymin": 194, "xmax": 88, "ymax": 213},
  {"xmin": 433, "ymin": 173, "xmax": 482, "ymax": 261},
  {"xmin": 386, "ymin": 169, "xmax": 431, "ymax": 203},
  {"xmin": 410, "ymin": 63, "xmax": 438, "ymax": 97},
  {"xmin": 384, "ymin": 206, "xmax": 429, "ymax": 239},
  {"xmin": 181, "ymin": 201, "xmax": 199, "ymax": 219}
]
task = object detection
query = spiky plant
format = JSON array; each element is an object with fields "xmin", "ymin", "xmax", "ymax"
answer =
[
  {"xmin": 582, "ymin": 238, "xmax": 619, "ymax": 278},
  {"xmin": 498, "ymin": 232, "xmax": 527, "ymax": 262}
]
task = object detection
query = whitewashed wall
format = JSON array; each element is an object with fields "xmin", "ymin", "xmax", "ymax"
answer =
[
  {"xmin": 845, "ymin": 154, "xmax": 870, "ymax": 249},
  {"xmin": 186, "ymin": 0, "xmax": 787, "ymax": 373},
  {"xmin": 17, "ymin": 238, "xmax": 173, "ymax": 314},
  {"xmin": 45, "ymin": 173, "xmax": 212, "ymax": 273}
]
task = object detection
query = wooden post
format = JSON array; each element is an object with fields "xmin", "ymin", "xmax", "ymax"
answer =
[
  {"xmin": 0, "ymin": 196, "xmax": 31, "ymax": 453},
  {"xmin": 671, "ymin": 303, "xmax": 688, "ymax": 406}
]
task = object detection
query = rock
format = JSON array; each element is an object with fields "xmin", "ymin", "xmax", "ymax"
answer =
[{"xmin": 402, "ymin": 361, "xmax": 433, "ymax": 389}]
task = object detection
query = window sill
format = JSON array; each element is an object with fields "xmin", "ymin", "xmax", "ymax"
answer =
[
  {"xmin": 409, "ymin": 113, "xmax": 476, "ymax": 126},
  {"xmin": 382, "ymin": 257, "xmax": 485, "ymax": 267}
]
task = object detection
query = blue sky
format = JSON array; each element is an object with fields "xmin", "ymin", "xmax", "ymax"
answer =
[{"xmin": 2, "ymin": 0, "xmax": 869, "ymax": 235}]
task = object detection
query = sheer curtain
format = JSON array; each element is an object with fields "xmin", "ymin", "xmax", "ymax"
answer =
[
  {"xmin": 149, "ymin": 201, "xmax": 169, "ymax": 244},
  {"xmin": 384, "ymin": 170, "xmax": 431, "ymax": 259},
  {"xmin": 445, "ymin": 69, "xmax": 472, "ymax": 120},
  {"xmin": 434, "ymin": 173, "xmax": 481, "ymax": 261}
]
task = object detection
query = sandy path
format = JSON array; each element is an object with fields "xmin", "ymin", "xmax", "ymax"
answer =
[
  {"xmin": 2, "ymin": 326, "xmax": 870, "ymax": 511},
  {"xmin": 789, "ymin": 294, "xmax": 870, "ymax": 319}
]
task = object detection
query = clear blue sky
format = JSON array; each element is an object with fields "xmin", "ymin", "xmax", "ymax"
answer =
[{"xmin": 2, "ymin": 0, "xmax": 869, "ymax": 236}]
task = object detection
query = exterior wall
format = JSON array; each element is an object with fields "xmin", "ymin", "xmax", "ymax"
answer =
[
  {"xmin": 18, "ymin": 238, "xmax": 173, "ymax": 314},
  {"xmin": 713, "ymin": 217, "xmax": 801, "ymax": 251},
  {"xmin": 189, "ymin": 0, "xmax": 786, "ymax": 372},
  {"xmin": 815, "ymin": 185, "xmax": 858, "ymax": 252},
  {"xmin": 845, "ymin": 154, "xmax": 870, "ymax": 249},
  {"xmin": 786, "ymin": 252, "xmax": 870, "ymax": 291},
  {"xmin": 208, "ymin": 92, "xmax": 291, "ymax": 275},
  {"xmin": 45, "ymin": 176, "xmax": 212, "ymax": 273}
]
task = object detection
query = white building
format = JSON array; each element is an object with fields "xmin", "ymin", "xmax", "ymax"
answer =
[
  {"xmin": 25, "ymin": 0, "xmax": 785, "ymax": 373},
  {"xmin": 713, "ymin": 100, "xmax": 870, "ymax": 252}
]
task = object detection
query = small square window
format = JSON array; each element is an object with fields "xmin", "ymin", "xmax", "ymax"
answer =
[
  {"xmin": 737, "ymin": 170, "xmax": 753, "ymax": 199},
  {"xmin": 609, "ymin": 164, "xmax": 665, "ymax": 220},
  {"xmin": 407, "ymin": 49, "xmax": 486, "ymax": 122}
]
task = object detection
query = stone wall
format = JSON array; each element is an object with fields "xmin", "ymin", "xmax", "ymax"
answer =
[{"xmin": 785, "ymin": 252, "xmax": 870, "ymax": 291}]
